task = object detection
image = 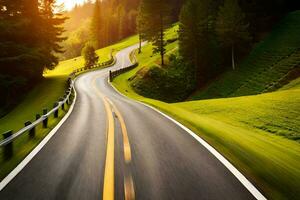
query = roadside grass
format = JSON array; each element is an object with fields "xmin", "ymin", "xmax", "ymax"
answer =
[
  {"xmin": 45, "ymin": 35, "xmax": 139, "ymax": 77},
  {"xmin": 113, "ymin": 56, "xmax": 300, "ymax": 200},
  {"xmin": 112, "ymin": 25, "xmax": 300, "ymax": 199},
  {"xmin": 191, "ymin": 10, "xmax": 300, "ymax": 100},
  {"xmin": 0, "ymin": 75, "xmax": 70, "ymax": 180},
  {"xmin": 177, "ymin": 85, "xmax": 300, "ymax": 141},
  {"xmin": 0, "ymin": 34, "xmax": 139, "ymax": 180}
]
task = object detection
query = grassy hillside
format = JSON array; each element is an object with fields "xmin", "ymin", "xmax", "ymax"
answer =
[
  {"xmin": 191, "ymin": 11, "xmax": 300, "ymax": 100},
  {"xmin": 128, "ymin": 25, "xmax": 196, "ymax": 102},
  {"xmin": 177, "ymin": 79, "xmax": 300, "ymax": 142},
  {"xmin": 113, "ymin": 57, "xmax": 300, "ymax": 200},
  {"xmin": 112, "ymin": 15, "xmax": 300, "ymax": 199},
  {"xmin": 45, "ymin": 35, "xmax": 139, "ymax": 77}
]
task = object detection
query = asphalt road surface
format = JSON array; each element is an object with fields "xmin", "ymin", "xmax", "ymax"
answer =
[{"xmin": 0, "ymin": 45, "xmax": 257, "ymax": 200}]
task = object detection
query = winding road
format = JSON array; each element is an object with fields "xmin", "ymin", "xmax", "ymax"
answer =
[{"xmin": 0, "ymin": 45, "xmax": 259, "ymax": 200}]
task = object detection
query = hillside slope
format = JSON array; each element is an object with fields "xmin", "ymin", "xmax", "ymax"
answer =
[{"xmin": 192, "ymin": 11, "xmax": 300, "ymax": 100}]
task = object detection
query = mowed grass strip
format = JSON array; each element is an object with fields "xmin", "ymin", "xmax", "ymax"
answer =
[{"xmin": 112, "ymin": 25, "xmax": 300, "ymax": 199}]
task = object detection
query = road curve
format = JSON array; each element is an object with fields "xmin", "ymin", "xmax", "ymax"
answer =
[{"xmin": 0, "ymin": 45, "xmax": 257, "ymax": 200}]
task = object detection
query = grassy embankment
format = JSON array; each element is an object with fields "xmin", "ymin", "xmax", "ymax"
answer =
[
  {"xmin": 0, "ymin": 35, "xmax": 139, "ymax": 180},
  {"xmin": 112, "ymin": 13, "xmax": 300, "ymax": 200},
  {"xmin": 191, "ymin": 11, "xmax": 300, "ymax": 100}
]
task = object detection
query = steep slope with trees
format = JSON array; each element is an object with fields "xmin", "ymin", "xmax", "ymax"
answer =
[
  {"xmin": 0, "ymin": 0, "xmax": 66, "ymax": 116},
  {"xmin": 192, "ymin": 11, "xmax": 300, "ymax": 100}
]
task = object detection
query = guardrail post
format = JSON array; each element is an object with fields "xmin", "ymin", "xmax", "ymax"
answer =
[
  {"xmin": 24, "ymin": 121, "xmax": 35, "ymax": 138},
  {"xmin": 3, "ymin": 130, "xmax": 13, "ymax": 160},
  {"xmin": 109, "ymin": 70, "xmax": 112, "ymax": 82},
  {"xmin": 54, "ymin": 102, "xmax": 59, "ymax": 118},
  {"xmin": 43, "ymin": 109, "xmax": 48, "ymax": 128},
  {"xmin": 59, "ymin": 97, "xmax": 65, "ymax": 110}
]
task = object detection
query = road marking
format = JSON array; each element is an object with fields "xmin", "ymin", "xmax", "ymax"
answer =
[
  {"xmin": 102, "ymin": 97, "xmax": 115, "ymax": 200},
  {"xmin": 124, "ymin": 173, "xmax": 135, "ymax": 200},
  {"xmin": 0, "ymin": 84, "xmax": 77, "ymax": 191},
  {"xmin": 92, "ymin": 78, "xmax": 115, "ymax": 200},
  {"xmin": 93, "ymin": 76, "xmax": 135, "ymax": 200},
  {"xmin": 107, "ymin": 99, "xmax": 132, "ymax": 163},
  {"xmin": 109, "ymin": 79, "xmax": 267, "ymax": 200},
  {"xmin": 107, "ymin": 99, "xmax": 135, "ymax": 200}
]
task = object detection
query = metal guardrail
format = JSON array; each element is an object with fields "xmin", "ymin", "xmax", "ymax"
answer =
[
  {"xmin": 0, "ymin": 54, "xmax": 117, "ymax": 160},
  {"xmin": 73, "ymin": 56, "xmax": 115, "ymax": 75},
  {"xmin": 0, "ymin": 79, "xmax": 74, "ymax": 149}
]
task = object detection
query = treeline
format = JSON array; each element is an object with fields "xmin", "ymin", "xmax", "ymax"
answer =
[
  {"xmin": 0, "ymin": 0, "xmax": 65, "ymax": 114},
  {"xmin": 61, "ymin": 0, "xmax": 140, "ymax": 60},
  {"xmin": 61, "ymin": 0, "xmax": 184, "ymax": 60},
  {"xmin": 133, "ymin": 0, "xmax": 299, "ymax": 101},
  {"xmin": 179, "ymin": 0, "xmax": 299, "ymax": 85},
  {"xmin": 138, "ymin": 0, "xmax": 299, "ymax": 86}
]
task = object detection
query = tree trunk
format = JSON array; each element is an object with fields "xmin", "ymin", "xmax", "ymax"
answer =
[
  {"xmin": 138, "ymin": 33, "xmax": 142, "ymax": 54},
  {"xmin": 232, "ymin": 45, "xmax": 235, "ymax": 70},
  {"xmin": 160, "ymin": 13, "xmax": 164, "ymax": 66}
]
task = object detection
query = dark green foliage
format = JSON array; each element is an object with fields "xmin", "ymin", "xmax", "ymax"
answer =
[
  {"xmin": 215, "ymin": 0, "xmax": 251, "ymax": 70},
  {"xmin": 82, "ymin": 44, "xmax": 99, "ymax": 69},
  {"xmin": 131, "ymin": 55, "xmax": 196, "ymax": 102},
  {"xmin": 91, "ymin": 0, "xmax": 103, "ymax": 48},
  {"xmin": 0, "ymin": 0, "xmax": 66, "ymax": 113},
  {"xmin": 192, "ymin": 11, "xmax": 300, "ymax": 100},
  {"xmin": 179, "ymin": 0, "xmax": 218, "ymax": 84},
  {"xmin": 138, "ymin": 0, "xmax": 173, "ymax": 65}
]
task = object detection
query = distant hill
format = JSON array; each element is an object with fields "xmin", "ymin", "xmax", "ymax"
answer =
[{"xmin": 191, "ymin": 11, "xmax": 300, "ymax": 100}]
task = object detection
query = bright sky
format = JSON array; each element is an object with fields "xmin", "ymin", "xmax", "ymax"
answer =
[{"xmin": 57, "ymin": 0, "xmax": 89, "ymax": 11}]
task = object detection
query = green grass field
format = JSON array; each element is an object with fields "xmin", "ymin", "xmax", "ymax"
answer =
[
  {"xmin": 45, "ymin": 35, "xmax": 139, "ymax": 77},
  {"xmin": 191, "ymin": 11, "xmax": 300, "ymax": 100},
  {"xmin": 112, "ymin": 21, "xmax": 300, "ymax": 199}
]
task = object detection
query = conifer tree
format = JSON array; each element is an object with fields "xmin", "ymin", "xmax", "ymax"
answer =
[
  {"xmin": 91, "ymin": 0, "xmax": 102, "ymax": 48},
  {"xmin": 82, "ymin": 43, "xmax": 99, "ymax": 69},
  {"xmin": 139, "ymin": 0, "xmax": 172, "ymax": 66},
  {"xmin": 136, "ymin": 3, "xmax": 146, "ymax": 53},
  {"xmin": 179, "ymin": 0, "xmax": 212, "ymax": 82},
  {"xmin": 215, "ymin": 0, "xmax": 251, "ymax": 70}
]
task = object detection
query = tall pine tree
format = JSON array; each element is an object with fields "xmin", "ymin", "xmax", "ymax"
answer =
[
  {"xmin": 179, "ymin": 0, "xmax": 213, "ymax": 83},
  {"xmin": 91, "ymin": 0, "xmax": 102, "ymax": 48},
  {"xmin": 215, "ymin": 0, "xmax": 251, "ymax": 70},
  {"xmin": 138, "ymin": 0, "xmax": 172, "ymax": 66}
]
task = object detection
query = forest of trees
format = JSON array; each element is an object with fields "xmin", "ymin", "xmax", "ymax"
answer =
[
  {"xmin": 1, "ymin": 0, "xmax": 298, "ymax": 110},
  {"xmin": 138, "ymin": 0, "xmax": 298, "ymax": 84},
  {"xmin": 0, "ymin": 0, "xmax": 66, "ymax": 114},
  {"xmin": 177, "ymin": 0, "xmax": 299, "ymax": 85},
  {"xmin": 61, "ymin": 0, "xmax": 141, "ymax": 60},
  {"xmin": 134, "ymin": 0, "xmax": 299, "ymax": 100}
]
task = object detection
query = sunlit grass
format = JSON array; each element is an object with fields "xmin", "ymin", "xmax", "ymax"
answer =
[
  {"xmin": 0, "ymin": 75, "xmax": 70, "ymax": 179},
  {"xmin": 45, "ymin": 35, "xmax": 139, "ymax": 77},
  {"xmin": 112, "ymin": 24, "xmax": 300, "ymax": 199}
]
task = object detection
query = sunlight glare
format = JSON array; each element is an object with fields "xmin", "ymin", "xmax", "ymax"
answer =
[{"xmin": 57, "ymin": 0, "xmax": 90, "ymax": 11}]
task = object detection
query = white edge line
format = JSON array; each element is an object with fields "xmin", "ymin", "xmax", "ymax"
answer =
[
  {"xmin": 108, "ymin": 80, "xmax": 267, "ymax": 200},
  {"xmin": 0, "ymin": 85, "xmax": 78, "ymax": 191}
]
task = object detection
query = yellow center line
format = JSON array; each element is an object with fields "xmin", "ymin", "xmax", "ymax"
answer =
[
  {"xmin": 93, "ymin": 75, "xmax": 135, "ymax": 200},
  {"xmin": 107, "ymin": 98, "xmax": 132, "ymax": 163},
  {"xmin": 92, "ymin": 77, "xmax": 114, "ymax": 200},
  {"xmin": 106, "ymin": 98, "xmax": 135, "ymax": 200}
]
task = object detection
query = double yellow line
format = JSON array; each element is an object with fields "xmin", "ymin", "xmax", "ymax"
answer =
[{"xmin": 93, "ymin": 76, "xmax": 135, "ymax": 200}]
